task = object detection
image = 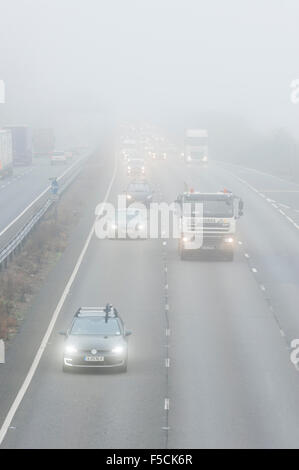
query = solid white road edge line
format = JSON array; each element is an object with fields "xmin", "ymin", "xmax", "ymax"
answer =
[{"xmin": 0, "ymin": 155, "xmax": 118, "ymax": 446}]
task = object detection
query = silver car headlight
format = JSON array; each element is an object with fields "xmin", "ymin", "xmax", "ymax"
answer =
[
  {"xmin": 65, "ymin": 345, "xmax": 77, "ymax": 354},
  {"xmin": 112, "ymin": 346, "xmax": 125, "ymax": 354}
]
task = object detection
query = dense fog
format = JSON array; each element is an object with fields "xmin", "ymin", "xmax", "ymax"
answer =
[{"xmin": 0, "ymin": 0, "xmax": 298, "ymax": 172}]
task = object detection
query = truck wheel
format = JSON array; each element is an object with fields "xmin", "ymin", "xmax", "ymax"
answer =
[
  {"xmin": 180, "ymin": 248, "xmax": 187, "ymax": 260},
  {"xmin": 119, "ymin": 361, "xmax": 128, "ymax": 373},
  {"xmin": 225, "ymin": 251, "xmax": 234, "ymax": 261}
]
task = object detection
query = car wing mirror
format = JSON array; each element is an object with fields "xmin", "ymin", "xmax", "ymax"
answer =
[
  {"xmin": 125, "ymin": 330, "xmax": 132, "ymax": 337},
  {"xmin": 59, "ymin": 331, "xmax": 67, "ymax": 336}
]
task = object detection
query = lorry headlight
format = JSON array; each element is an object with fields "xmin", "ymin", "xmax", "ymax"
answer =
[
  {"xmin": 202, "ymin": 156, "xmax": 208, "ymax": 162},
  {"xmin": 224, "ymin": 237, "xmax": 234, "ymax": 243},
  {"xmin": 182, "ymin": 236, "xmax": 189, "ymax": 242},
  {"xmin": 127, "ymin": 194, "xmax": 132, "ymax": 200}
]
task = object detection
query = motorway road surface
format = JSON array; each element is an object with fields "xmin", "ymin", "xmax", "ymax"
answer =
[
  {"xmin": 0, "ymin": 157, "xmax": 77, "ymax": 233},
  {"xmin": 1, "ymin": 155, "xmax": 299, "ymax": 448}
]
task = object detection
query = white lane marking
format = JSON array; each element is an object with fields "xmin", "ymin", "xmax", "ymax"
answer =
[
  {"xmin": 0, "ymin": 157, "xmax": 118, "ymax": 446},
  {"xmin": 260, "ymin": 285, "xmax": 266, "ymax": 291},
  {"xmin": 234, "ymin": 172, "xmax": 299, "ymax": 230},
  {"xmin": 252, "ymin": 268, "xmax": 258, "ymax": 273},
  {"xmin": 244, "ymin": 253, "xmax": 250, "ymax": 259},
  {"xmin": 164, "ymin": 398, "xmax": 170, "ymax": 410},
  {"xmin": 164, "ymin": 284, "xmax": 168, "ymax": 290},
  {"xmin": 165, "ymin": 358, "xmax": 170, "ymax": 368},
  {"xmin": 261, "ymin": 190, "xmax": 299, "ymax": 193},
  {"xmin": 238, "ymin": 240, "xmax": 243, "ymax": 245},
  {"xmin": 165, "ymin": 304, "xmax": 169, "ymax": 311},
  {"xmin": 165, "ymin": 329, "xmax": 171, "ymax": 337}
]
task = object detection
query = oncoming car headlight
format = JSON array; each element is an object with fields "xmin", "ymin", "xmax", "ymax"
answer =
[
  {"xmin": 65, "ymin": 345, "xmax": 77, "ymax": 354},
  {"xmin": 112, "ymin": 346, "xmax": 125, "ymax": 354}
]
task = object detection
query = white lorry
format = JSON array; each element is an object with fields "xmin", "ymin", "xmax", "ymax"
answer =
[
  {"xmin": 183, "ymin": 129, "xmax": 208, "ymax": 165},
  {"xmin": 0, "ymin": 129, "xmax": 13, "ymax": 178},
  {"xmin": 176, "ymin": 190, "xmax": 244, "ymax": 261}
]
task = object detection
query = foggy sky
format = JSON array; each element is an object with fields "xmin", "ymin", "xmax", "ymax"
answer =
[{"xmin": 0, "ymin": 0, "xmax": 298, "ymax": 143}]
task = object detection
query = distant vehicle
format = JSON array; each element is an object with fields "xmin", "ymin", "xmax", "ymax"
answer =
[
  {"xmin": 183, "ymin": 129, "xmax": 208, "ymax": 165},
  {"xmin": 121, "ymin": 138, "xmax": 137, "ymax": 161},
  {"xmin": 106, "ymin": 207, "xmax": 147, "ymax": 239},
  {"xmin": 0, "ymin": 129, "xmax": 13, "ymax": 178},
  {"xmin": 60, "ymin": 306, "xmax": 131, "ymax": 372},
  {"xmin": 4, "ymin": 126, "xmax": 32, "ymax": 166},
  {"xmin": 125, "ymin": 180, "xmax": 154, "ymax": 207},
  {"xmin": 151, "ymin": 151, "xmax": 167, "ymax": 160},
  {"xmin": 32, "ymin": 128, "xmax": 55, "ymax": 157},
  {"xmin": 127, "ymin": 158, "xmax": 145, "ymax": 176},
  {"xmin": 50, "ymin": 151, "xmax": 67, "ymax": 165},
  {"xmin": 176, "ymin": 190, "xmax": 243, "ymax": 261}
]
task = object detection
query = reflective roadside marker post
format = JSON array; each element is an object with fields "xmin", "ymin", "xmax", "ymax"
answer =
[
  {"xmin": 0, "ymin": 339, "xmax": 5, "ymax": 364},
  {"xmin": 0, "ymin": 80, "xmax": 5, "ymax": 104}
]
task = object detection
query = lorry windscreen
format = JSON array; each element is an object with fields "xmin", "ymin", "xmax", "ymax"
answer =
[
  {"xmin": 203, "ymin": 200, "xmax": 233, "ymax": 217},
  {"xmin": 182, "ymin": 199, "xmax": 234, "ymax": 217}
]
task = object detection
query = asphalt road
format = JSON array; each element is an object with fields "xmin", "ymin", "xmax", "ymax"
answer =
[
  {"xmin": 0, "ymin": 157, "xmax": 76, "ymax": 233},
  {"xmin": 2, "ymin": 156, "xmax": 299, "ymax": 448}
]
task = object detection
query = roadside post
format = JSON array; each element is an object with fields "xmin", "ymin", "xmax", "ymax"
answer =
[
  {"xmin": 50, "ymin": 177, "xmax": 59, "ymax": 221},
  {"xmin": 0, "ymin": 80, "xmax": 5, "ymax": 104},
  {"xmin": 0, "ymin": 339, "xmax": 5, "ymax": 363}
]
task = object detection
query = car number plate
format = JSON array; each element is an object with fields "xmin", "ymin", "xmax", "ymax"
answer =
[{"xmin": 84, "ymin": 356, "xmax": 104, "ymax": 362}]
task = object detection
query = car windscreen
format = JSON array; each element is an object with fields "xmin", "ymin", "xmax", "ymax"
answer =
[
  {"xmin": 117, "ymin": 209, "xmax": 142, "ymax": 223},
  {"xmin": 128, "ymin": 184, "xmax": 150, "ymax": 192},
  {"xmin": 70, "ymin": 317, "xmax": 121, "ymax": 335}
]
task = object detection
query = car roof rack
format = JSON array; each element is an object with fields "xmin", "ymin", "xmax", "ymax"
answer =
[{"xmin": 75, "ymin": 305, "xmax": 119, "ymax": 321}]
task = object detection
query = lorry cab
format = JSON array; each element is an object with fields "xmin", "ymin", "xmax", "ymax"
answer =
[{"xmin": 176, "ymin": 191, "xmax": 243, "ymax": 261}]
